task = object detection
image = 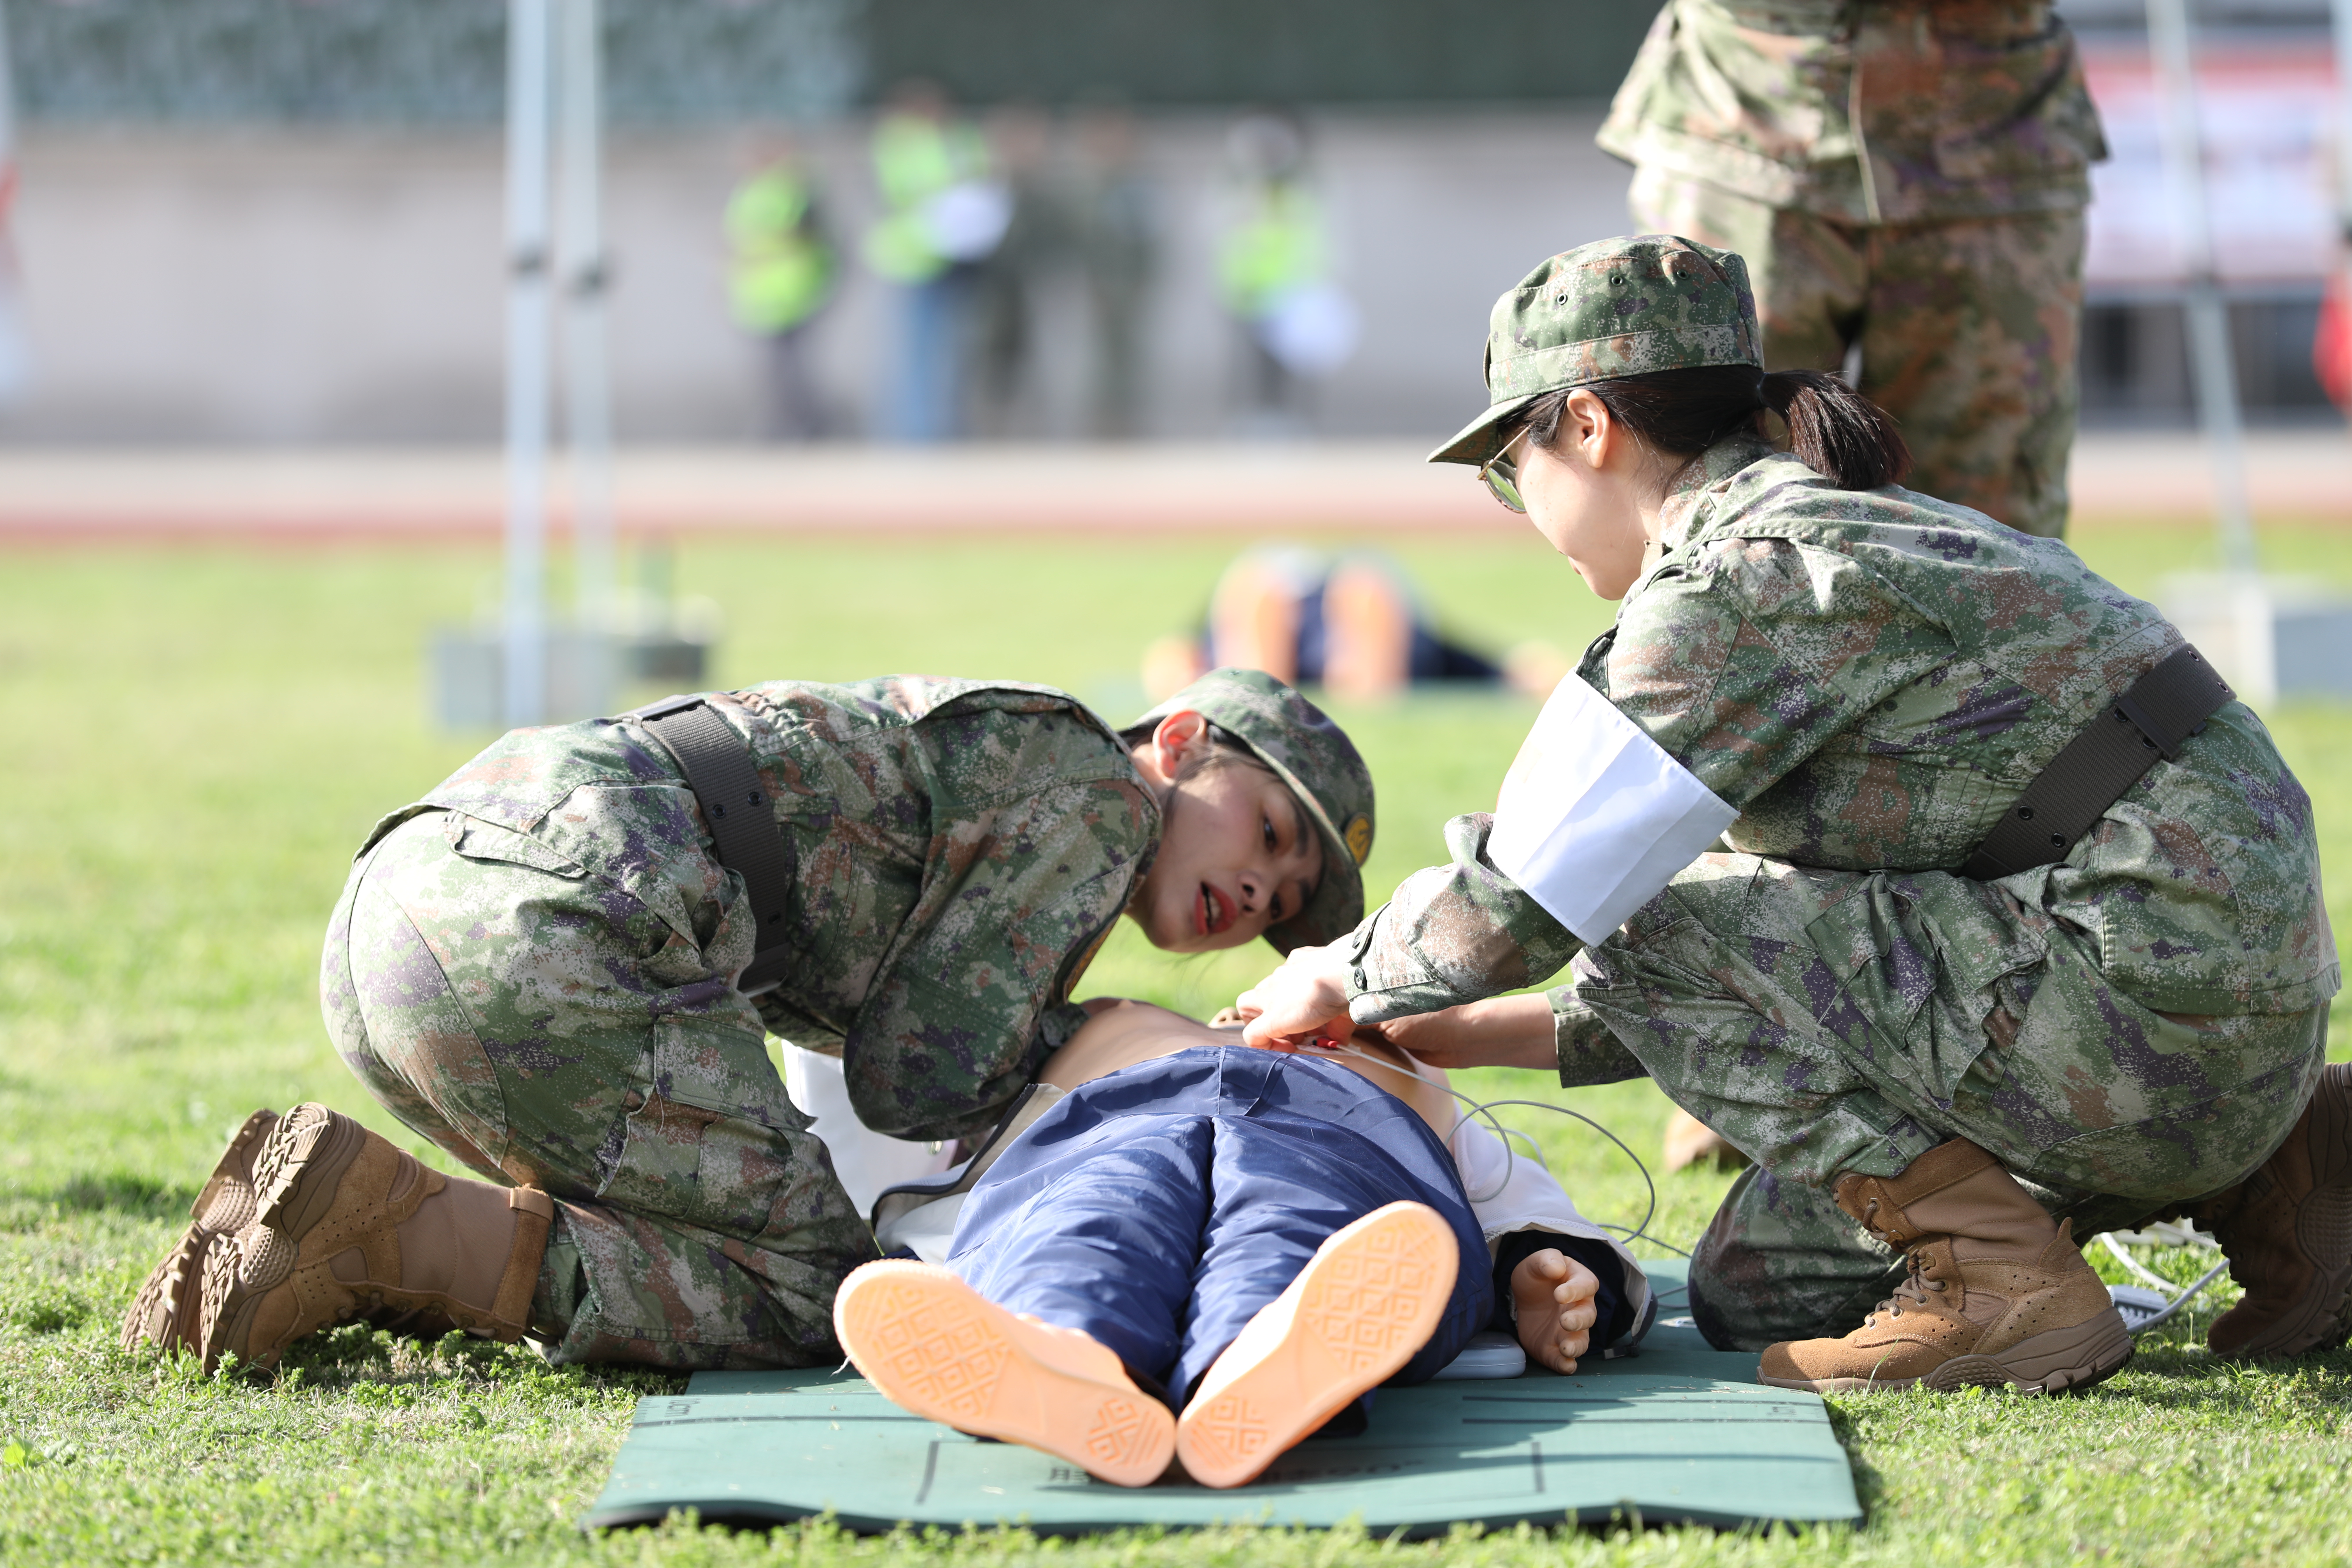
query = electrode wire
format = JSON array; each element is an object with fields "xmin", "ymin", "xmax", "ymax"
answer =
[
  {"xmin": 2101, "ymin": 1231, "xmax": 2231, "ymax": 1336},
  {"xmin": 1303, "ymin": 1042, "xmax": 2225, "ymax": 1327},
  {"xmin": 2102, "ymin": 1230, "xmax": 2179, "ymax": 1293},
  {"xmin": 1312, "ymin": 1042, "xmax": 1671, "ymax": 1253}
]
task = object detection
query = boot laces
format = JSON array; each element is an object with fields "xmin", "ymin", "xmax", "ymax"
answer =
[{"xmin": 1865, "ymin": 1248, "xmax": 1951, "ymax": 1325}]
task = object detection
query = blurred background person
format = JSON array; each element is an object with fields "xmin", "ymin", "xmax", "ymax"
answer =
[
  {"xmin": 1599, "ymin": 0, "xmax": 2107, "ymax": 538},
  {"xmin": 1141, "ymin": 545, "xmax": 1570, "ymax": 705},
  {"xmin": 1217, "ymin": 109, "xmax": 1357, "ymax": 438},
  {"xmin": 862, "ymin": 79, "xmax": 1007, "ymax": 442},
  {"xmin": 2320, "ymin": 270, "xmax": 2352, "ymax": 426},
  {"xmin": 1071, "ymin": 100, "xmax": 1156, "ymax": 440},
  {"xmin": 968, "ymin": 102, "xmax": 1062, "ymax": 439},
  {"xmin": 725, "ymin": 137, "xmax": 838, "ymax": 441}
]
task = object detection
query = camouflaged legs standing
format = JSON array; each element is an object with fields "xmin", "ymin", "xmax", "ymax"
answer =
[
  {"xmin": 1559, "ymin": 852, "xmax": 2329, "ymax": 1351},
  {"xmin": 320, "ymin": 812, "xmax": 877, "ymax": 1369},
  {"xmin": 1628, "ymin": 168, "xmax": 2086, "ymax": 539}
]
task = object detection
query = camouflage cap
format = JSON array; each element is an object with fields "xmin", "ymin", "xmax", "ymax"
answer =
[
  {"xmin": 1127, "ymin": 667, "xmax": 1372, "ymax": 954},
  {"xmin": 1428, "ymin": 234, "xmax": 1761, "ymax": 468}
]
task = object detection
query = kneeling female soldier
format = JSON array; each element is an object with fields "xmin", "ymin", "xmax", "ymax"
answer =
[
  {"xmin": 123, "ymin": 669, "xmax": 1373, "ymax": 1373},
  {"xmin": 1241, "ymin": 236, "xmax": 2342, "ymax": 1393}
]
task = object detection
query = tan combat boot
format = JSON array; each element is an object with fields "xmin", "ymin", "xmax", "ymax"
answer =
[
  {"xmin": 194, "ymin": 1102, "xmax": 553, "ymax": 1374},
  {"xmin": 121, "ymin": 1109, "xmax": 280, "ymax": 1354},
  {"xmin": 1758, "ymin": 1139, "xmax": 2133, "ymax": 1394},
  {"xmin": 2194, "ymin": 1063, "xmax": 2352, "ymax": 1358}
]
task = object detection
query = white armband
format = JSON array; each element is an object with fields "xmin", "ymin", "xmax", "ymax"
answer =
[{"xmin": 1487, "ymin": 673, "xmax": 1739, "ymax": 946}]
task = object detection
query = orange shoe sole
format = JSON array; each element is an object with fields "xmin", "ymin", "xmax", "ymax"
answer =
[
  {"xmin": 1176, "ymin": 1200, "xmax": 1459, "ymax": 1489},
  {"xmin": 833, "ymin": 1262, "xmax": 1175, "ymax": 1488}
]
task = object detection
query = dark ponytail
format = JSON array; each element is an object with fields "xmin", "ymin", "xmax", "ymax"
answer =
[
  {"xmin": 1758, "ymin": 369, "xmax": 1910, "ymax": 491},
  {"xmin": 1512, "ymin": 364, "xmax": 1910, "ymax": 493}
]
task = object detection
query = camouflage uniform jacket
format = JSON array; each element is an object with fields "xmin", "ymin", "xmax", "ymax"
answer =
[
  {"xmin": 381, "ymin": 677, "xmax": 1159, "ymax": 1144},
  {"xmin": 1596, "ymin": 1, "xmax": 2108, "ymax": 224},
  {"xmin": 1346, "ymin": 435, "xmax": 2337, "ymax": 1024}
]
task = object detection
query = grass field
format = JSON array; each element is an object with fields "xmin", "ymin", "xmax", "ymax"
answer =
[{"xmin": 6, "ymin": 522, "xmax": 2352, "ymax": 1564}]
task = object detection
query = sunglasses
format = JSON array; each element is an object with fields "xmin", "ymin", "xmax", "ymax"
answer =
[{"xmin": 1477, "ymin": 429, "xmax": 1529, "ymax": 514}]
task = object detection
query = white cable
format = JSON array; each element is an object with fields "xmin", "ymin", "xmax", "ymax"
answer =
[
  {"xmin": 2124, "ymin": 1258, "xmax": 2232, "ymax": 1337},
  {"xmin": 2100, "ymin": 1230, "xmax": 2231, "ymax": 1336},
  {"xmin": 2101, "ymin": 1230, "xmax": 2179, "ymax": 1292},
  {"xmin": 1309, "ymin": 1042, "xmax": 1666, "ymax": 1248},
  {"xmin": 1304, "ymin": 1040, "xmax": 2255, "ymax": 1338},
  {"xmin": 1306, "ymin": 1041, "xmax": 1518, "ymax": 1202},
  {"xmin": 1501, "ymin": 1126, "xmax": 1551, "ymax": 1170}
]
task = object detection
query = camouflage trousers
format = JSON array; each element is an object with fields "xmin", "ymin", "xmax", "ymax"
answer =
[
  {"xmin": 319, "ymin": 810, "xmax": 877, "ymax": 1368},
  {"xmin": 1628, "ymin": 166, "xmax": 2086, "ymax": 539},
  {"xmin": 1558, "ymin": 852, "xmax": 2328, "ymax": 1351}
]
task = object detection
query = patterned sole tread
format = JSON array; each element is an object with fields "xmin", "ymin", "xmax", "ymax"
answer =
[
  {"xmin": 119, "ymin": 1108, "xmax": 280, "ymax": 1354},
  {"xmin": 1178, "ymin": 1202, "xmax": 1458, "ymax": 1489},
  {"xmin": 834, "ymin": 1264, "xmax": 1173, "ymax": 1487}
]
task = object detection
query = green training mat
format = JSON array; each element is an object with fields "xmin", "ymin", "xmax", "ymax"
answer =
[{"xmin": 583, "ymin": 1262, "xmax": 1860, "ymax": 1535}]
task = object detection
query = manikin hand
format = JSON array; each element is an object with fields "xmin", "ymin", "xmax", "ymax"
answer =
[
  {"xmin": 1511, "ymin": 1247, "xmax": 1601, "ymax": 1374},
  {"xmin": 1234, "ymin": 941, "xmax": 1355, "ymax": 1049}
]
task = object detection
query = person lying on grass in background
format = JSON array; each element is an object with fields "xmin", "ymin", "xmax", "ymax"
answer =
[
  {"xmin": 831, "ymin": 1000, "xmax": 1650, "ymax": 1489},
  {"xmin": 122, "ymin": 670, "xmax": 1376, "ymax": 1379},
  {"xmin": 1139, "ymin": 544, "xmax": 1572, "ymax": 705}
]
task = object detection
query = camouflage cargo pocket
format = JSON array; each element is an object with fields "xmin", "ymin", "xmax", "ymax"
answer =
[
  {"xmin": 598, "ymin": 1089, "xmax": 810, "ymax": 1242},
  {"xmin": 597, "ymin": 1009, "xmax": 838, "ymax": 1248},
  {"xmin": 1801, "ymin": 871, "xmax": 2046, "ymax": 1112}
]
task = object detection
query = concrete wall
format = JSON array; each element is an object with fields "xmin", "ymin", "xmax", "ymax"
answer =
[{"xmin": 0, "ymin": 110, "xmax": 1637, "ymax": 445}]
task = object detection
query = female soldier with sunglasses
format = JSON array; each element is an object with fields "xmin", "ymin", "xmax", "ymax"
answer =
[{"xmin": 1237, "ymin": 235, "xmax": 2345, "ymax": 1395}]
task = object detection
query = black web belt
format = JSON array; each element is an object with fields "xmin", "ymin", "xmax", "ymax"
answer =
[
  {"xmin": 629, "ymin": 694, "xmax": 798, "ymax": 995},
  {"xmin": 1961, "ymin": 645, "xmax": 2233, "ymax": 883}
]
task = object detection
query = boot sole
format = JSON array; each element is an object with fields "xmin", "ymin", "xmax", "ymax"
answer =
[
  {"xmin": 1175, "ymin": 1201, "xmax": 1458, "ymax": 1489},
  {"xmin": 195, "ymin": 1104, "xmax": 367, "ymax": 1374},
  {"xmin": 2215, "ymin": 1063, "xmax": 2352, "ymax": 1358},
  {"xmin": 833, "ymin": 1262, "xmax": 1174, "ymax": 1488},
  {"xmin": 119, "ymin": 1109, "xmax": 280, "ymax": 1354},
  {"xmin": 1760, "ymin": 1306, "xmax": 2136, "ymax": 1396}
]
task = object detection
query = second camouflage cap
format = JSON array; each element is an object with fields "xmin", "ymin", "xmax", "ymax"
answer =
[
  {"xmin": 1128, "ymin": 667, "xmax": 1373, "ymax": 954},
  {"xmin": 1429, "ymin": 234, "xmax": 1762, "ymax": 469}
]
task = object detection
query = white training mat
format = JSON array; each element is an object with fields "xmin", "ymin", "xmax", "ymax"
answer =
[{"xmin": 1487, "ymin": 673, "xmax": 1739, "ymax": 946}]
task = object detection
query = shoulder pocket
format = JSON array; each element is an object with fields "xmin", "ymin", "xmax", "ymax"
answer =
[{"xmin": 443, "ymin": 811, "xmax": 587, "ymax": 879}]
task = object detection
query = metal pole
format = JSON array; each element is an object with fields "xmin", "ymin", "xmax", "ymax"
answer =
[
  {"xmin": 0, "ymin": 1, "xmax": 14, "ymax": 173},
  {"xmin": 0, "ymin": 0, "xmax": 32, "ymax": 405},
  {"xmin": 503, "ymin": 0, "xmax": 555, "ymax": 727},
  {"xmin": 556, "ymin": 0, "xmax": 615, "ymax": 691},
  {"xmin": 2146, "ymin": 0, "xmax": 2259, "ymax": 579},
  {"xmin": 2336, "ymin": 0, "xmax": 2352, "ymax": 231}
]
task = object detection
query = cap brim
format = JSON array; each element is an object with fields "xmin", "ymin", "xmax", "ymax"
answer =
[{"xmin": 1426, "ymin": 392, "xmax": 1538, "ymax": 468}]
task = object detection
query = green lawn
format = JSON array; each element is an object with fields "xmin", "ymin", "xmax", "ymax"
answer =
[{"xmin": 5, "ymin": 522, "xmax": 2352, "ymax": 1564}]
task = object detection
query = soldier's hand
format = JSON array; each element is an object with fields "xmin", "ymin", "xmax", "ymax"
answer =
[
  {"xmin": 1366, "ymin": 994, "xmax": 1559, "ymax": 1071},
  {"xmin": 1234, "ymin": 942, "xmax": 1354, "ymax": 1050}
]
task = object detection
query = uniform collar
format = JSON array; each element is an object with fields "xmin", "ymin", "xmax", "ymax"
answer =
[{"xmin": 1656, "ymin": 432, "xmax": 1778, "ymax": 552}]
